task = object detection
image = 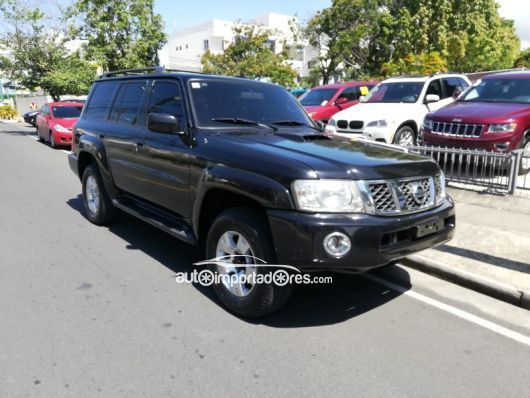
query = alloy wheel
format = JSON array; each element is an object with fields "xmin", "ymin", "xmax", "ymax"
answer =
[{"xmin": 215, "ymin": 231, "xmax": 257, "ymax": 297}]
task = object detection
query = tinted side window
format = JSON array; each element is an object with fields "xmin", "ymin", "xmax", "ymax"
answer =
[
  {"xmin": 442, "ymin": 78, "xmax": 468, "ymax": 99},
  {"xmin": 109, "ymin": 82, "xmax": 146, "ymax": 125},
  {"xmin": 147, "ymin": 81, "xmax": 184, "ymax": 122},
  {"xmin": 425, "ymin": 79, "xmax": 442, "ymax": 99},
  {"xmin": 337, "ymin": 87, "xmax": 357, "ymax": 102},
  {"xmin": 84, "ymin": 81, "xmax": 119, "ymax": 120}
]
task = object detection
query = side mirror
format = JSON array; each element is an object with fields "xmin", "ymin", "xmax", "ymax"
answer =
[
  {"xmin": 147, "ymin": 113, "xmax": 180, "ymax": 134},
  {"xmin": 425, "ymin": 94, "xmax": 440, "ymax": 104},
  {"xmin": 334, "ymin": 97, "xmax": 348, "ymax": 106}
]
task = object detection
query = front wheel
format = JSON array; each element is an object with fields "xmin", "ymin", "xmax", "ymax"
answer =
[
  {"xmin": 36, "ymin": 127, "xmax": 44, "ymax": 142},
  {"xmin": 205, "ymin": 207, "xmax": 293, "ymax": 317},
  {"xmin": 82, "ymin": 164, "xmax": 116, "ymax": 225},
  {"xmin": 49, "ymin": 131, "xmax": 57, "ymax": 148},
  {"xmin": 393, "ymin": 125, "xmax": 416, "ymax": 146},
  {"xmin": 519, "ymin": 136, "xmax": 530, "ymax": 175}
]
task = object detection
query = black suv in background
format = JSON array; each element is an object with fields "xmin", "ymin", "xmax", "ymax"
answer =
[{"xmin": 69, "ymin": 67, "xmax": 455, "ymax": 317}]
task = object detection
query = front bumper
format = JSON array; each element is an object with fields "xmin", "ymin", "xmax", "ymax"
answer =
[
  {"xmin": 267, "ymin": 197, "xmax": 455, "ymax": 271},
  {"xmin": 51, "ymin": 129, "xmax": 73, "ymax": 146},
  {"xmin": 68, "ymin": 153, "xmax": 79, "ymax": 177},
  {"xmin": 422, "ymin": 129, "xmax": 521, "ymax": 152}
]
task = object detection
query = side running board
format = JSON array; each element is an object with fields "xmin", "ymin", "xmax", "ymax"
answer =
[{"xmin": 112, "ymin": 196, "xmax": 196, "ymax": 245}]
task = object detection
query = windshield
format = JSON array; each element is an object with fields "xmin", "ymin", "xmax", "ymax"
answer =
[
  {"xmin": 363, "ymin": 82, "xmax": 424, "ymax": 103},
  {"xmin": 299, "ymin": 88, "xmax": 337, "ymax": 106},
  {"xmin": 459, "ymin": 78, "xmax": 530, "ymax": 103},
  {"xmin": 189, "ymin": 79, "xmax": 313, "ymax": 128},
  {"xmin": 52, "ymin": 105, "xmax": 82, "ymax": 118}
]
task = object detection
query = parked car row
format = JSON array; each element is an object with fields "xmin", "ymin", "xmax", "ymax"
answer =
[{"xmin": 304, "ymin": 71, "xmax": 530, "ymax": 156}]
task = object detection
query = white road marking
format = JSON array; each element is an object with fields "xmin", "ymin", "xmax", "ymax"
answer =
[
  {"xmin": 60, "ymin": 150, "xmax": 71, "ymax": 154},
  {"xmin": 28, "ymin": 135, "xmax": 38, "ymax": 141},
  {"xmin": 364, "ymin": 273, "xmax": 530, "ymax": 347},
  {"xmin": 26, "ymin": 134, "xmax": 71, "ymax": 154}
]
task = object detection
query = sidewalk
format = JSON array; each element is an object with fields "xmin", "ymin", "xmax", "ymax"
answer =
[{"xmin": 405, "ymin": 188, "xmax": 530, "ymax": 308}]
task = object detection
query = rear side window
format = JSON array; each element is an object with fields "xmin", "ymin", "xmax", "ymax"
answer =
[
  {"xmin": 84, "ymin": 81, "xmax": 119, "ymax": 120},
  {"xmin": 443, "ymin": 77, "xmax": 470, "ymax": 99},
  {"xmin": 109, "ymin": 82, "xmax": 146, "ymax": 125},
  {"xmin": 147, "ymin": 81, "xmax": 184, "ymax": 122}
]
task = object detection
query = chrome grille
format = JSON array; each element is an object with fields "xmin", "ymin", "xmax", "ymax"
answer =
[
  {"xmin": 431, "ymin": 121, "xmax": 483, "ymax": 138},
  {"xmin": 398, "ymin": 178, "xmax": 432, "ymax": 210},
  {"xmin": 366, "ymin": 176, "xmax": 438, "ymax": 215},
  {"xmin": 368, "ymin": 183, "xmax": 396, "ymax": 211}
]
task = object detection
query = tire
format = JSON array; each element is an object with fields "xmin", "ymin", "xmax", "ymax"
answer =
[
  {"xmin": 36, "ymin": 128, "xmax": 44, "ymax": 142},
  {"xmin": 205, "ymin": 207, "xmax": 293, "ymax": 317},
  {"xmin": 519, "ymin": 136, "xmax": 530, "ymax": 176},
  {"xmin": 81, "ymin": 164, "xmax": 116, "ymax": 225},
  {"xmin": 49, "ymin": 131, "xmax": 56, "ymax": 148},
  {"xmin": 393, "ymin": 125, "xmax": 416, "ymax": 146}
]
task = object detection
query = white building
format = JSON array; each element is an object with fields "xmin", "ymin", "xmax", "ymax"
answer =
[{"xmin": 159, "ymin": 13, "xmax": 314, "ymax": 81}]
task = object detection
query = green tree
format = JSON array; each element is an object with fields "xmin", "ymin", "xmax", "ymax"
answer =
[
  {"xmin": 200, "ymin": 25, "xmax": 297, "ymax": 86},
  {"xmin": 514, "ymin": 48, "xmax": 530, "ymax": 68},
  {"xmin": 0, "ymin": 0, "xmax": 97, "ymax": 100},
  {"xmin": 304, "ymin": 0, "xmax": 392, "ymax": 83},
  {"xmin": 70, "ymin": 0, "xmax": 166, "ymax": 71}
]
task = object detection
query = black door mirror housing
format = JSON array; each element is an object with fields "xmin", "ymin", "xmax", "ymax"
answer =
[{"xmin": 147, "ymin": 113, "xmax": 181, "ymax": 134}]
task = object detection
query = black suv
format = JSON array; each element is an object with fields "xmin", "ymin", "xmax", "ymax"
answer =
[{"xmin": 69, "ymin": 67, "xmax": 455, "ymax": 317}]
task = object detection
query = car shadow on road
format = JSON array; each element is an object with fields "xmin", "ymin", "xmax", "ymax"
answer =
[
  {"xmin": 67, "ymin": 195, "xmax": 411, "ymax": 327},
  {"xmin": 0, "ymin": 124, "xmax": 37, "ymax": 135}
]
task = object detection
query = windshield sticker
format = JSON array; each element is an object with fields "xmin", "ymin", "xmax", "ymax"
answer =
[
  {"xmin": 191, "ymin": 82, "xmax": 201, "ymax": 89},
  {"xmin": 321, "ymin": 100, "xmax": 328, "ymax": 106},
  {"xmin": 360, "ymin": 86, "xmax": 369, "ymax": 96}
]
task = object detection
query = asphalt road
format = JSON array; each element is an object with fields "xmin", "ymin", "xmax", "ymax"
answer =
[{"xmin": 1, "ymin": 122, "xmax": 529, "ymax": 398}]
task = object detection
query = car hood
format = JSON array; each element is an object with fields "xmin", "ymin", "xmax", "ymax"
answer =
[
  {"xmin": 199, "ymin": 129, "xmax": 439, "ymax": 181},
  {"xmin": 431, "ymin": 102, "xmax": 530, "ymax": 122},
  {"xmin": 332, "ymin": 102, "xmax": 420, "ymax": 123},
  {"xmin": 303, "ymin": 105, "xmax": 324, "ymax": 113}
]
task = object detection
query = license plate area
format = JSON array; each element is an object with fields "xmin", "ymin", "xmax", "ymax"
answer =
[{"xmin": 414, "ymin": 219, "xmax": 445, "ymax": 238}]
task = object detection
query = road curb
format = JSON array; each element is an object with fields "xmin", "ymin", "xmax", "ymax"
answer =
[{"xmin": 403, "ymin": 255, "xmax": 530, "ymax": 310}]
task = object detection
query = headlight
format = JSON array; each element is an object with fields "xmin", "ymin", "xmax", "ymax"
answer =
[
  {"xmin": 434, "ymin": 173, "xmax": 446, "ymax": 204},
  {"xmin": 327, "ymin": 118, "xmax": 336, "ymax": 127},
  {"xmin": 366, "ymin": 119, "xmax": 388, "ymax": 128},
  {"xmin": 422, "ymin": 117, "xmax": 433, "ymax": 129},
  {"xmin": 292, "ymin": 180, "xmax": 365, "ymax": 213},
  {"xmin": 488, "ymin": 123, "xmax": 516, "ymax": 133},
  {"xmin": 54, "ymin": 124, "xmax": 70, "ymax": 133}
]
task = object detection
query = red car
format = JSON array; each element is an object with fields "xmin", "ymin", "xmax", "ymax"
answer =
[
  {"xmin": 421, "ymin": 71, "xmax": 530, "ymax": 154},
  {"xmin": 36, "ymin": 102, "xmax": 83, "ymax": 148},
  {"xmin": 299, "ymin": 81, "xmax": 378, "ymax": 123}
]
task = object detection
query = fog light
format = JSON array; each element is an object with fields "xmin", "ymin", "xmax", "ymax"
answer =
[{"xmin": 323, "ymin": 232, "xmax": 351, "ymax": 258}]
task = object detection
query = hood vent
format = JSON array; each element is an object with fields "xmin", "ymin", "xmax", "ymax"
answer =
[{"xmin": 274, "ymin": 132, "xmax": 331, "ymax": 142}]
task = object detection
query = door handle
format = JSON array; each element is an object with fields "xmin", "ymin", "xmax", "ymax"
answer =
[{"xmin": 134, "ymin": 142, "xmax": 144, "ymax": 151}]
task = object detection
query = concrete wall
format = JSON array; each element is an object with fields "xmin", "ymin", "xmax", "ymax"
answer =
[{"xmin": 14, "ymin": 96, "xmax": 48, "ymax": 115}]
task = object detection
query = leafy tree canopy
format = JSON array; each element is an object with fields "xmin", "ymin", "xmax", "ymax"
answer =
[
  {"xmin": 70, "ymin": 0, "xmax": 167, "ymax": 71},
  {"xmin": 0, "ymin": 0, "xmax": 96, "ymax": 100},
  {"xmin": 201, "ymin": 25, "xmax": 297, "ymax": 87}
]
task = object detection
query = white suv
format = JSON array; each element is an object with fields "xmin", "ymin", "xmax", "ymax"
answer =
[{"xmin": 324, "ymin": 74, "xmax": 471, "ymax": 146}]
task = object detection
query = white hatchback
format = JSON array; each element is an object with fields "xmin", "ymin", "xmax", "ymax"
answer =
[{"xmin": 325, "ymin": 74, "xmax": 471, "ymax": 146}]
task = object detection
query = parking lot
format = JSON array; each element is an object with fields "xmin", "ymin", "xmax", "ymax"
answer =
[{"xmin": 1, "ymin": 122, "xmax": 529, "ymax": 397}]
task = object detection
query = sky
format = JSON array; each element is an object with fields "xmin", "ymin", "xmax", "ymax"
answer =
[{"xmin": 156, "ymin": 0, "xmax": 530, "ymax": 49}]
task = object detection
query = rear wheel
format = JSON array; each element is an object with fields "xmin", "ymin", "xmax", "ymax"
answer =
[
  {"xmin": 205, "ymin": 207, "xmax": 293, "ymax": 317},
  {"xmin": 82, "ymin": 164, "xmax": 116, "ymax": 225},
  {"xmin": 393, "ymin": 125, "xmax": 416, "ymax": 146}
]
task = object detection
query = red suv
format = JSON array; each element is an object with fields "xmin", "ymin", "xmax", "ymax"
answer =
[
  {"xmin": 299, "ymin": 81, "xmax": 377, "ymax": 123},
  {"xmin": 36, "ymin": 102, "xmax": 83, "ymax": 148},
  {"xmin": 421, "ymin": 71, "xmax": 530, "ymax": 154}
]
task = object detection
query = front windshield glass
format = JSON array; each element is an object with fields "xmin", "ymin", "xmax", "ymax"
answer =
[
  {"xmin": 299, "ymin": 88, "xmax": 337, "ymax": 106},
  {"xmin": 189, "ymin": 79, "xmax": 313, "ymax": 128},
  {"xmin": 52, "ymin": 106, "xmax": 82, "ymax": 118},
  {"xmin": 459, "ymin": 78, "xmax": 530, "ymax": 104},
  {"xmin": 363, "ymin": 82, "xmax": 424, "ymax": 103}
]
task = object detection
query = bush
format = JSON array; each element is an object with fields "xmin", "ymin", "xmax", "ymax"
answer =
[{"xmin": 0, "ymin": 105, "xmax": 18, "ymax": 120}]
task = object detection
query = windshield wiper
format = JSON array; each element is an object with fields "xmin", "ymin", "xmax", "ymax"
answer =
[
  {"xmin": 271, "ymin": 120, "xmax": 321, "ymax": 131},
  {"xmin": 212, "ymin": 117, "xmax": 277, "ymax": 130}
]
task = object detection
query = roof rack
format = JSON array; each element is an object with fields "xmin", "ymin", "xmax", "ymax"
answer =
[{"xmin": 99, "ymin": 66, "xmax": 207, "ymax": 79}]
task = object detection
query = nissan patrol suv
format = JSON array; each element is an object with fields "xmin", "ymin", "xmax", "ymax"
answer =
[{"xmin": 69, "ymin": 67, "xmax": 455, "ymax": 317}]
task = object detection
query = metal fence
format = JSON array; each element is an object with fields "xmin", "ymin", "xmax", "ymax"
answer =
[{"xmin": 406, "ymin": 146, "xmax": 530, "ymax": 195}]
